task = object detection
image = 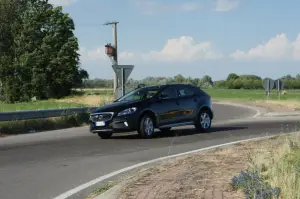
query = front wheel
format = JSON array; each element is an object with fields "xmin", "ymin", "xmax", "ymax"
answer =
[
  {"xmin": 97, "ymin": 131, "xmax": 113, "ymax": 139},
  {"xmin": 138, "ymin": 115, "xmax": 155, "ymax": 139},
  {"xmin": 195, "ymin": 110, "xmax": 212, "ymax": 132}
]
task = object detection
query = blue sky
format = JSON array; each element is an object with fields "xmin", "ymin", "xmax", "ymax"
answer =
[{"xmin": 50, "ymin": 0, "xmax": 300, "ymax": 81}]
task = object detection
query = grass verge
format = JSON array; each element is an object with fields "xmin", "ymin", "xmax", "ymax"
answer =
[
  {"xmin": 0, "ymin": 113, "xmax": 90, "ymax": 135},
  {"xmin": 232, "ymin": 133, "xmax": 300, "ymax": 199},
  {"xmin": 85, "ymin": 181, "xmax": 116, "ymax": 199},
  {"xmin": 86, "ymin": 132, "xmax": 300, "ymax": 199}
]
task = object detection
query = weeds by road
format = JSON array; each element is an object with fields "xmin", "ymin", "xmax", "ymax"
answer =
[{"xmin": 90, "ymin": 132, "xmax": 300, "ymax": 199}]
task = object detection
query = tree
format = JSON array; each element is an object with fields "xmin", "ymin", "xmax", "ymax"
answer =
[
  {"xmin": 226, "ymin": 73, "xmax": 239, "ymax": 81},
  {"xmin": 0, "ymin": 0, "xmax": 88, "ymax": 102},
  {"xmin": 73, "ymin": 69, "xmax": 89, "ymax": 88},
  {"xmin": 174, "ymin": 74, "xmax": 185, "ymax": 83}
]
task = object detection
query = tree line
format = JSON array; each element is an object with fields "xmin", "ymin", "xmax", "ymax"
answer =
[
  {"xmin": 0, "ymin": 0, "xmax": 88, "ymax": 103},
  {"xmin": 82, "ymin": 73, "xmax": 300, "ymax": 90}
]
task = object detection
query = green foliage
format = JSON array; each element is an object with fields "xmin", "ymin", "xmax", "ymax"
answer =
[
  {"xmin": 0, "ymin": 0, "xmax": 88, "ymax": 103},
  {"xmin": 82, "ymin": 73, "xmax": 300, "ymax": 91}
]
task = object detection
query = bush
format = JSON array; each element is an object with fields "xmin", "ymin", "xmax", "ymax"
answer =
[{"xmin": 231, "ymin": 168, "xmax": 280, "ymax": 199}]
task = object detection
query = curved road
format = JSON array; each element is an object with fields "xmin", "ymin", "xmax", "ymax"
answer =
[{"xmin": 0, "ymin": 104, "xmax": 298, "ymax": 199}]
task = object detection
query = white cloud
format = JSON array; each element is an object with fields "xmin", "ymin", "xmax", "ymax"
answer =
[
  {"xmin": 49, "ymin": 0, "xmax": 78, "ymax": 6},
  {"xmin": 144, "ymin": 36, "xmax": 223, "ymax": 62},
  {"xmin": 86, "ymin": 47, "xmax": 107, "ymax": 60},
  {"xmin": 214, "ymin": 0, "xmax": 239, "ymax": 12},
  {"xmin": 230, "ymin": 33, "xmax": 300, "ymax": 61},
  {"xmin": 133, "ymin": 0, "xmax": 201, "ymax": 15},
  {"xmin": 82, "ymin": 36, "xmax": 223, "ymax": 64}
]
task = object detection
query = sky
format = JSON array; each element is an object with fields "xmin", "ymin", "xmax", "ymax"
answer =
[{"xmin": 49, "ymin": 0, "xmax": 300, "ymax": 81}]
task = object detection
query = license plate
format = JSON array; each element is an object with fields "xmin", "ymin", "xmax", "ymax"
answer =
[{"xmin": 95, "ymin": 121, "xmax": 105, "ymax": 126}]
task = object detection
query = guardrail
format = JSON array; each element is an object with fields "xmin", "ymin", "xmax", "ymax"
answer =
[{"xmin": 0, "ymin": 107, "xmax": 98, "ymax": 122}]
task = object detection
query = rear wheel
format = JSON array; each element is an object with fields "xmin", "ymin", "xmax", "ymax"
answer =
[
  {"xmin": 138, "ymin": 115, "xmax": 155, "ymax": 139},
  {"xmin": 97, "ymin": 131, "xmax": 113, "ymax": 139},
  {"xmin": 195, "ymin": 109, "xmax": 212, "ymax": 132}
]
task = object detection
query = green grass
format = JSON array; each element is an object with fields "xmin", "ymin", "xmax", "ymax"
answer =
[
  {"xmin": 0, "ymin": 101, "xmax": 89, "ymax": 112},
  {"xmin": 85, "ymin": 182, "xmax": 116, "ymax": 199},
  {"xmin": 0, "ymin": 113, "xmax": 90, "ymax": 135},
  {"xmin": 0, "ymin": 88, "xmax": 114, "ymax": 112},
  {"xmin": 203, "ymin": 89, "xmax": 300, "ymax": 101},
  {"xmin": 233, "ymin": 133, "xmax": 300, "ymax": 199}
]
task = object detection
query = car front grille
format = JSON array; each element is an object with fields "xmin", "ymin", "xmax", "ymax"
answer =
[{"xmin": 90, "ymin": 112, "xmax": 114, "ymax": 122}]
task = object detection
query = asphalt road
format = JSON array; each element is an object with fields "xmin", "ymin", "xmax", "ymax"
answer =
[{"xmin": 0, "ymin": 103, "xmax": 298, "ymax": 199}]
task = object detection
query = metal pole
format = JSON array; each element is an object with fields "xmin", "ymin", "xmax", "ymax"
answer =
[
  {"xmin": 121, "ymin": 68, "xmax": 125, "ymax": 96},
  {"xmin": 278, "ymin": 79, "xmax": 280, "ymax": 100},
  {"xmin": 112, "ymin": 23, "xmax": 118, "ymax": 93},
  {"xmin": 267, "ymin": 79, "xmax": 270, "ymax": 100}
]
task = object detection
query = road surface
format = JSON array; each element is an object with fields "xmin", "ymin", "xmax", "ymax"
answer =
[{"xmin": 0, "ymin": 103, "xmax": 297, "ymax": 199}]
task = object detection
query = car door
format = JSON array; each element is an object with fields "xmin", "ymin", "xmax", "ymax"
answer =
[
  {"xmin": 175, "ymin": 85, "xmax": 198, "ymax": 122},
  {"xmin": 152, "ymin": 86, "xmax": 179, "ymax": 126}
]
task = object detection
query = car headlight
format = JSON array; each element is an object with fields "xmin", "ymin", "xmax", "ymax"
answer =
[{"xmin": 117, "ymin": 107, "xmax": 137, "ymax": 116}]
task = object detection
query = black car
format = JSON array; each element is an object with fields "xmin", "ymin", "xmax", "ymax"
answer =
[{"xmin": 89, "ymin": 84, "xmax": 214, "ymax": 139}]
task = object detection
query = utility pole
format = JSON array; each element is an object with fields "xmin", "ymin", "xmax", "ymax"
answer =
[{"xmin": 104, "ymin": 21, "xmax": 119, "ymax": 94}]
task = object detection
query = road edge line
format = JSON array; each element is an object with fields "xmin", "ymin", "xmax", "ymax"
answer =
[
  {"xmin": 53, "ymin": 134, "xmax": 285, "ymax": 199},
  {"xmin": 213, "ymin": 101, "xmax": 262, "ymax": 118}
]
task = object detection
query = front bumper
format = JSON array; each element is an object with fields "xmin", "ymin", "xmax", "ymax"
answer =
[{"xmin": 89, "ymin": 112, "xmax": 139, "ymax": 133}]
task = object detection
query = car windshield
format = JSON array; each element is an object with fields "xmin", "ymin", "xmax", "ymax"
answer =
[{"xmin": 116, "ymin": 87, "xmax": 160, "ymax": 102}]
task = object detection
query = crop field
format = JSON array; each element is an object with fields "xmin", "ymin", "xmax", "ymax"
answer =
[{"xmin": 0, "ymin": 88, "xmax": 299, "ymax": 112}]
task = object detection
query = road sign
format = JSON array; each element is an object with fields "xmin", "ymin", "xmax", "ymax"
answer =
[
  {"xmin": 112, "ymin": 65, "xmax": 134, "ymax": 83},
  {"xmin": 112, "ymin": 65, "xmax": 134, "ymax": 97},
  {"xmin": 274, "ymin": 79, "xmax": 284, "ymax": 90},
  {"xmin": 274, "ymin": 79, "xmax": 284, "ymax": 100},
  {"xmin": 263, "ymin": 79, "xmax": 275, "ymax": 91}
]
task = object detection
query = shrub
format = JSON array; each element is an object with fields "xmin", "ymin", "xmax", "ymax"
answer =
[{"xmin": 231, "ymin": 168, "xmax": 280, "ymax": 199}]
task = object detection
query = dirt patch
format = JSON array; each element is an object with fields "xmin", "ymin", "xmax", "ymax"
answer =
[
  {"xmin": 97, "ymin": 139, "xmax": 284, "ymax": 199},
  {"xmin": 92, "ymin": 133, "xmax": 300, "ymax": 199}
]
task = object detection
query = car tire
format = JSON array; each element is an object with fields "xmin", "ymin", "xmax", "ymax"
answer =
[
  {"xmin": 138, "ymin": 115, "xmax": 155, "ymax": 139},
  {"xmin": 97, "ymin": 131, "xmax": 113, "ymax": 139},
  {"xmin": 195, "ymin": 109, "xmax": 212, "ymax": 133}
]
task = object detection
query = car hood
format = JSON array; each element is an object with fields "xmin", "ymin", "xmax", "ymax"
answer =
[{"xmin": 92, "ymin": 100, "xmax": 141, "ymax": 113}]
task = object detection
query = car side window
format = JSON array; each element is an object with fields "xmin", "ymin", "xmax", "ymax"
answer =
[
  {"xmin": 160, "ymin": 87, "xmax": 177, "ymax": 98},
  {"xmin": 178, "ymin": 86, "xmax": 194, "ymax": 97}
]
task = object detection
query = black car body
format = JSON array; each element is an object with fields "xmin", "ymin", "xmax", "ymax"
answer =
[{"xmin": 89, "ymin": 84, "xmax": 214, "ymax": 139}]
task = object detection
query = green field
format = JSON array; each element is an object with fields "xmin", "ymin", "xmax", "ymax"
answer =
[
  {"xmin": 0, "ymin": 101, "xmax": 89, "ymax": 112},
  {"xmin": 0, "ymin": 88, "xmax": 299, "ymax": 112},
  {"xmin": 204, "ymin": 89, "xmax": 300, "ymax": 101}
]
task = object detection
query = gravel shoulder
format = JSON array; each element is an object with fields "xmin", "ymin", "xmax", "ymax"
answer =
[{"xmin": 90, "ymin": 133, "xmax": 300, "ymax": 199}]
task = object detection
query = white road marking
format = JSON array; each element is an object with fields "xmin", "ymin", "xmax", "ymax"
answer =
[
  {"xmin": 213, "ymin": 101, "xmax": 261, "ymax": 118},
  {"xmin": 53, "ymin": 134, "xmax": 281, "ymax": 199}
]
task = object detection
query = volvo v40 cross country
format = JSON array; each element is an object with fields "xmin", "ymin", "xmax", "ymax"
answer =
[{"xmin": 89, "ymin": 84, "xmax": 214, "ymax": 139}]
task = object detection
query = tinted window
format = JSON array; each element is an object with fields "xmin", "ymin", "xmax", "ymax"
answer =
[
  {"xmin": 160, "ymin": 87, "xmax": 177, "ymax": 98},
  {"xmin": 116, "ymin": 87, "xmax": 160, "ymax": 102},
  {"xmin": 178, "ymin": 85, "xmax": 195, "ymax": 97}
]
